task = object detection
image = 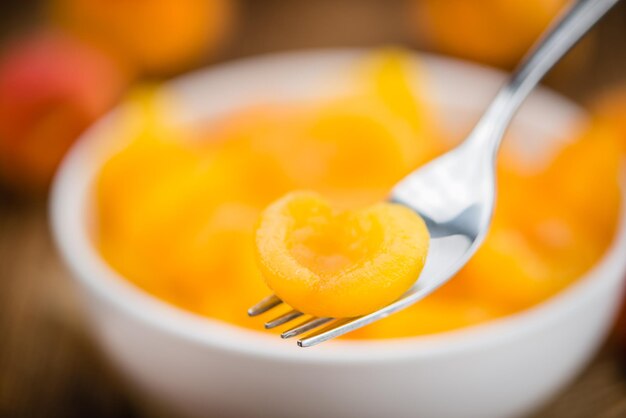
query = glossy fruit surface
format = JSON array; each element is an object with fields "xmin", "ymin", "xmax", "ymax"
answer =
[{"xmin": 255, "ymin": 192, "xmax": 429, "ymax": 318}]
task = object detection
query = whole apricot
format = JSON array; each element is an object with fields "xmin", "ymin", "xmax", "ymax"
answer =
[
  {"xmin": 410, "ymin": 0, "xmax": 568, "ymax": 68},
  {"xmin": 0, "ymin": 31, "xmax": 126, "ymax": 191},
  {"xmin": 52, "ymin": 0, "xmax": 236, "ymax": 75}
]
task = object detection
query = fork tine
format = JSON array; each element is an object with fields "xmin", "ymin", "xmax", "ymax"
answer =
[
  {"xmin": 247, "ymin": 295, "xmax": 282, "ymax": 317},
  {"xmin": 264, "ymin": 309, "xmax": 303, "ymax": 329},
  {"xmin": 297, "ymin": 317, "xmax": 363, "ymax": 347},
  {"xmin": 281, "ymin": 317, "xmax": 332, "ymax": 339}
]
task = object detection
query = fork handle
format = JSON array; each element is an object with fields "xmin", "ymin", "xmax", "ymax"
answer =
[{"xmin": 465, "ymin": 0, "xmax": 620, "ymax": 156}]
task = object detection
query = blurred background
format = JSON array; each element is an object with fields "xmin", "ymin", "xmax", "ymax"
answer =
[{"xmin": 0, "ymin": 1, "xmax": 625, "ymax": 417}]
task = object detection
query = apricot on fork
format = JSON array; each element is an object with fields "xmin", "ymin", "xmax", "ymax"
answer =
[{"xmin": 254, "ymin": 191, "xmax": 430, "ymax": 318}]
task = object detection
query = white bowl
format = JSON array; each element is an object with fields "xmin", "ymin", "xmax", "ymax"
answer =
[{"xmin": 50, "ymin": 50, "xmax": 626, "ymax": 418}]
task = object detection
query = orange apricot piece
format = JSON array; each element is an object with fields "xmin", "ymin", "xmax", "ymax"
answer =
[
  {"xmin": 355, "ymin": 49, "xmax": 443, "ymax": 166},
  {"xmin": 538, "ymin": 120, "xmax": 622, "ymax": 246},
  {"xmin": 457, "ymin": 228, "xmax": 577, "ymax": 311},
  {"xmin": 409, "ymin": 0, "xmax": 568, "ymax": 68},
  {"xmin": 357, "ymin": 49, "xmax": 433, "ymax": 136},
  {"xmin": 255, "ymin": 191, "xmax": 430, "ymax": 318},
  {"xmin": 52, "ymin": 0, "xmax": 235, "ymax": 75}
]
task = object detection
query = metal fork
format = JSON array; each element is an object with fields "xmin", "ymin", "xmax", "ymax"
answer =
[{"xmin": 248, "ymin": 0, "xmax": 620, "ymax": 347}]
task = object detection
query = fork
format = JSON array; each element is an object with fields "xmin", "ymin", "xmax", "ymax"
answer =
[{"xmin": 248, "ymin": 0, "xmax": 620, "ymax": 347}]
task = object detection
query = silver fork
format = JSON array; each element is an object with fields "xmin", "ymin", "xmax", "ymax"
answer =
[{"xmin": 248, "ymin": 0, "xmax": 620, "ymax": 347}]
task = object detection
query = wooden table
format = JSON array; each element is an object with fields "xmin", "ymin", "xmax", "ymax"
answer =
[{"xmin": 1, "ymin": 1, "xmax": 626, "ymax": 417}]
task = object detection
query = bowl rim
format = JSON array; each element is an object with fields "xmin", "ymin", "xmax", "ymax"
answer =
[{"xmin": 50, "ymin": 48, "xmax": 626, "ymax": 363}]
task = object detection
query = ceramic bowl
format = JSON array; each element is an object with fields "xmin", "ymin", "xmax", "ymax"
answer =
[{"xmin": 50, "ymin": 50, "xmax": 626, "ymax": 418}]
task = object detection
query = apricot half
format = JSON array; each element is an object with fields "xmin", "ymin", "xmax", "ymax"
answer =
[{"xmin": 255, "ymin": 192, "xmax": 430, "ymax": 318}]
